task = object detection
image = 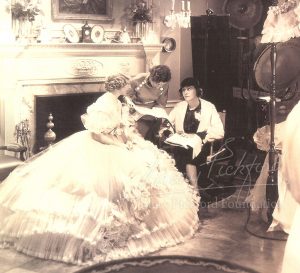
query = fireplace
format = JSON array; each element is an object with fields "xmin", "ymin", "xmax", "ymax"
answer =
[
  {"xmin": 35, "ymin": 92, "xmax": 104, "ymax": 153},
  {"xmin": 1, "ymin": 43, "xmax": 163, "ymax": 156},
  {"xmin": 14, "ymin": 80, "xmax": 106, "ymax": 156}
]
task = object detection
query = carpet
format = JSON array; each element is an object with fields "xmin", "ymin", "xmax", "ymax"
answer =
[{"xmin": 75, "ymin": 255, "xmax": 259, "ymax": 273}]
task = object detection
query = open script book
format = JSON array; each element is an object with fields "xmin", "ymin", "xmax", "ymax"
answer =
[
  {"xmin": 165, "ymin": 133, "xmax": 202, "ymax": 158},
  {"xmin": 165, "ymin": 133, "xmax": 200, "ymax": 149},
  {"xmin": 134, "ymin": 105, "xmax": 170, "ymax": 120}
]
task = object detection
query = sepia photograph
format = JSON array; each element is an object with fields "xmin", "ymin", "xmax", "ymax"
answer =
[{"xmin": 1, "ymin": 0, "xmax": 300, "ymax": 272}]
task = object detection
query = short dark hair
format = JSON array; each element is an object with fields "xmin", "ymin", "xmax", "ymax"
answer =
[
  {"xmin": 149, "ymin": 65, "xmax": 171, "ymax": 83},
  {"xmin": 179, "ymin": 77, "xmax": 203, "ymax": 97}
]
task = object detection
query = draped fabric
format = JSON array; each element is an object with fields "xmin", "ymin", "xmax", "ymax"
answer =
[
  {"xmin": 281, "ymin": 101, "xmax": 300, "ymax": 273},
  {"xmin": 262, "ymin": 2, "xmax": 300, "ymax": 43},
  {"xmin": 0, "ymin": 92, "xmax": 200, "ymax": 265},
  {"xmin": 246, "ymin": 122, "xmax": 297, "ymax": 233}
]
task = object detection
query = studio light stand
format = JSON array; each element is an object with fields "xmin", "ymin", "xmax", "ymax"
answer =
[
  {"xmin": 264, "ymin": 0, "xmax": 280, "ymax": 223},
  {"xmin": 266, "ymin": 43, "xmax": 279, "ymax": 223}
]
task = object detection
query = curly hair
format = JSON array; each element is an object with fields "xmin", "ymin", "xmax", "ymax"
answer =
[
  {"xmin": 149, "ymin": 65, "xmax": 171, "ymax": 83},
  {"xmin": 105, "ymin": 74, "xmax": 130, "ymax": 91}
]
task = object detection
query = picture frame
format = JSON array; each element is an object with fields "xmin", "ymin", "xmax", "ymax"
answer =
[{"xmin": 52, "ymin": 0, "xmax": 113, "ymax": 22}]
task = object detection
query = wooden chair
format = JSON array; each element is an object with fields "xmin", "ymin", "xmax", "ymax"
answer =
[
  {"xmin": 207, "ymin": 110, "xmax": 227, "ymax": 163},
  {"xmin": 0, "ymin": 143, "xmax": 27, "ymax": 181},
  {"xmin": 199, "ymin": 110, "xmax": 238, "ymax": 203}
]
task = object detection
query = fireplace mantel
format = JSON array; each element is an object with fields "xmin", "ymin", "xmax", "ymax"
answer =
[
  {"xmin": 0, "ymin": 42, "xmax": 163, "ymax": 83},
  {"xmin": 0, "ymin": 43, "xmax": 163, "ymax": 60},
  {"xmin": 0, "ymin": 42, "xmax": 163, "ymax": 148}
]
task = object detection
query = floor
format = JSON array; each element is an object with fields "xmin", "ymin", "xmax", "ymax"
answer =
[{"xmin": 0, "ymin": 145, "xmax": 288, "ymax": 273}]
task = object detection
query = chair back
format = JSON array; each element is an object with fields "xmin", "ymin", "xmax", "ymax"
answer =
[
  {"xmin": 0, "ymin": 144, "xmax": 27, "ymax": 181},
  {"xmin": 218, "ymin": 110, "xmax": 226, "ymax": 130},
  {"xmin": 208, "ymin": 110, "xmax": 226, "ymax": 162}
]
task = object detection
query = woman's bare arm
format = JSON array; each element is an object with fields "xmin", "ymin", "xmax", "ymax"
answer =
[{"xmin": 91, "ymin": 132, "xmax": 127, "ymax": 148}]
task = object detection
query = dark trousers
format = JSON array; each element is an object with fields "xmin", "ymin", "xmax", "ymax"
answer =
[{"xmin": 136, "ymin": 117, "xmax": 162, "ymax": 145}]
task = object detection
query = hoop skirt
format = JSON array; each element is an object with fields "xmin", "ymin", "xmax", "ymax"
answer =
[{"xmin": 0, "ymin": 93, "xmax": 200, "ymax": 265}]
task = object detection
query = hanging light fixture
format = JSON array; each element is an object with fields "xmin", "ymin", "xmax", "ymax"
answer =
[{"xmin": 164, "ymin": 0, "xmax": 191, "ymax": 29}]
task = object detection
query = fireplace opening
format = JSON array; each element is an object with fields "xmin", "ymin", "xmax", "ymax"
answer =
[{"xmin": 35, "ymin": 92, "xmax": 103, "ymax": 153}]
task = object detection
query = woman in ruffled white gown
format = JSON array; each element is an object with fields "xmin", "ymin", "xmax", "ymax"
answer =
[{"xmin": 0, "ymin": 74, "xmax": 200, "ymax": 265}]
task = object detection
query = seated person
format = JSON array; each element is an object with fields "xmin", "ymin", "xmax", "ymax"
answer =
[
  {"xmin": 168, "ymin": 77, "xmax": 224, "ymax": 195},
  {"xmin": 128, "ymin": 65, "xmax": 171, "ymax": 143}
]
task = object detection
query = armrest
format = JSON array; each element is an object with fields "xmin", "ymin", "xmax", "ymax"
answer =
[
  {"xmin": 0, "ymin": 143, "xmax": 27, "ymax": 161},
  {"xmin": 207, "ymin": 139, "xmax": 226, "ymax": 163}
]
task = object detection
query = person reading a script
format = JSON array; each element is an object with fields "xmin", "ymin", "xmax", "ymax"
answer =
[
  {"xmin": 168, "ymin": 77, "xmax": 224, "ymax": 196},
  {"xmin": 128, "ymin": 65, "xmax": 171, "ymax": 144}
]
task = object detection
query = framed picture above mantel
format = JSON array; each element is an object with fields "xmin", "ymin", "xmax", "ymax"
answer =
[{"xmin": 52, "ymin": 0, "xmax": 113, "ymax": 21}]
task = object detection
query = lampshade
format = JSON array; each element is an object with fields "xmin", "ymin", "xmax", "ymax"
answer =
[
  {"xmin": 223, "ymin": 0, "xmax": 263, "ymax": 30},
  {"xmin": 254, "ymin": 37, "xmax": 300, "ymax": 94}
]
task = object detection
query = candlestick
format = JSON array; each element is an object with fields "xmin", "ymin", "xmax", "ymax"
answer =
[
  {"xmin": 164, "ymin": 0, "xmax": 192, "ymax": 29},
  {"xmin": 187, "ymin": 1, "xmax": 191, "ymax": 11},
  {"xmin": 172, "ymin": 0, "xmax": 175, "ymax": 10}
]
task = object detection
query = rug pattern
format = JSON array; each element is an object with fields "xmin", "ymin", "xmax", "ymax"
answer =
[{"xmin": 76, "ymin": 255, "xmax": 259, "ymax": 273}]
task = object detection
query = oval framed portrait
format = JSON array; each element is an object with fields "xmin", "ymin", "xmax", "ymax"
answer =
[
  {"xmin": 63, "ymin": 24, "xmax": 80, "ymax": 43},
  {"xmin": 91, "ymin": 25, "xmax": 105, "ymax": 43}
]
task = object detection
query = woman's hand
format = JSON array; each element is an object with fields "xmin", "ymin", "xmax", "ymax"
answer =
[
  {"xmin": 178, "ymin": 131, "xmax": 195, "ymax": 138},
  {"xmin": 92, "ymin": 130, "xmax": 135, "ymax": 150},
  {"xmin": 91, "ymin": 132, "xmax": 125, "ymax": 147},
  {"xmin": 126, "ymin": 140, "xmax": 134, "ymax": 150}
]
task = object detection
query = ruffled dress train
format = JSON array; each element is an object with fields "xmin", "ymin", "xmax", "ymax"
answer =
[{"xmin": 0, "ymin": 130, "xmax": 199, "ymax": 264}]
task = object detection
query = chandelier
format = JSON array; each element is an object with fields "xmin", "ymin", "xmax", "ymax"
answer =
[{"xmin": 164, "ymin": 0, "xmax": 191, "ymax": 29}]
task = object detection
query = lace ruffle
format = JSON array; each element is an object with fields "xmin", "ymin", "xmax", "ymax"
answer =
[
  {"xmin": 261, "ymin": 4, "xmax": 300, "ymax": 43},
  {"xmin": 0, "ymin": 132, "xmax": 200, "ymax": 265},
  {"xmin": 81, "ymin": 92, "xmax": 123, "ymax": 134}
]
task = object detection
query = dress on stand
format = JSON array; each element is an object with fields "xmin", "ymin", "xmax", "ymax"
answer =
[
  {"xmin": 281, "ymin": 101, "xmax": 300, "ymax": 273},
  {"xmin": 261, "ymin": 1, "xmax": 300, "ymax": 43},
  {"xmin": 245, "ymin": 123, "xmax": 297, "ymax": 233},
  {"xmin": 260, "ymin": 3, "xmax": 300, "ymax": 272},
  {"xmin": 0, "ymin": 92, "xmax": 200, "ymax": 265}
]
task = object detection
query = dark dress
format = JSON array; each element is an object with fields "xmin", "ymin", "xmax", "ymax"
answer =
[
  {"xmin": 172, "ymin": 103, "xmax": 210, "ymax": 185},
  {"xmin": 129, "ymin": 73, "xmax": 169, "ymax": 143}
]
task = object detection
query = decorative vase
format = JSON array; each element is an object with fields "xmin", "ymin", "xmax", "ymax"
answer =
[
  {"xmin": 13, "ymin": 17, "xmax": 33, "ymax": 42},
  {"xmin": 134, "ymin": 21, "xmax": 149, "ymax": 41}
]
